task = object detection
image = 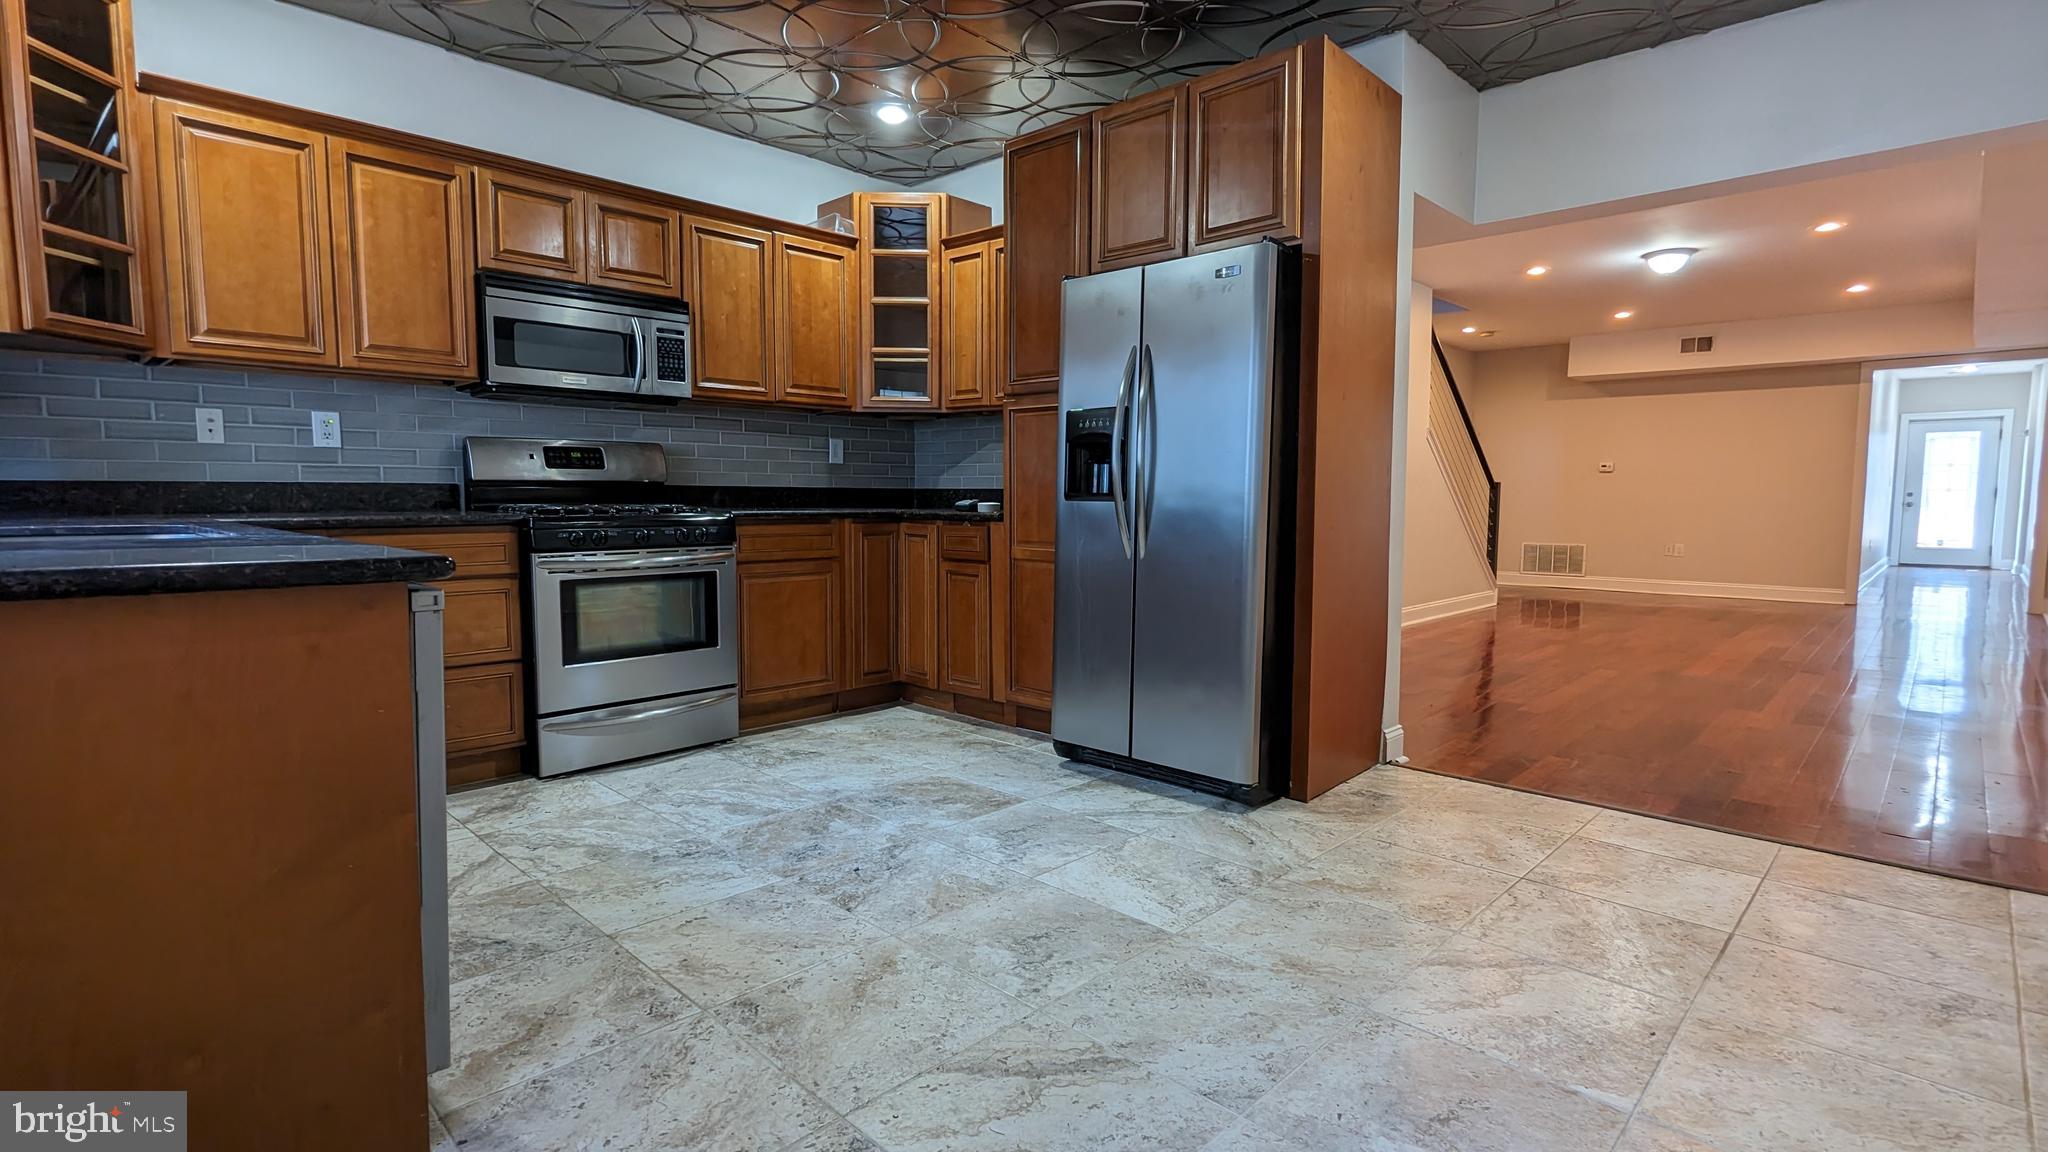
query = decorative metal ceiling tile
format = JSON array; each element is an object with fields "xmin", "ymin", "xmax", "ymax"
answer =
[{"xmin": 284, "ymin": 0, "xmax": 1823, "ymax": 180}]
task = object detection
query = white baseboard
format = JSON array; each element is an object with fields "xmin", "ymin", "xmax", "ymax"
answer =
[
  {"xmin": 1858, "ymin": 559, "xmax": 1889, "ymax": 592},
  {"xmin": 1496, "ymin": 573, "xmax": 1847, "ymax": 605},
  {"xmin": 1401, "ymin": 589, "xmax": 1498, "ymax": 627},
  {"xmin": 1381, "ymin": 725, "xmax": 1405, "ymax": 765}
]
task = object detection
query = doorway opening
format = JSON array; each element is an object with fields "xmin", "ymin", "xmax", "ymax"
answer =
[{"xmin": 1871, "ymin": 358, "xmax": 2048, "ymax": 576}]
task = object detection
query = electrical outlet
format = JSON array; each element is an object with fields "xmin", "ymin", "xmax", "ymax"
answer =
[
  {"xmin": 1663, "ymin": 543, "xmax": 1687, "ymax": 557},
  {"xmin": 311, "ymin": 410, "xmax": 342, "ymax": 449},
  {"xmin": 194, "ymin": 407, "xmax": 224, "ymax": 444},
  {"xmin": 827, "ymin": 437, "xmax": 845, "ymax": 465}
]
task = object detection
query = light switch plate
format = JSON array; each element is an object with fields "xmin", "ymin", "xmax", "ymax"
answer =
[
  {"xmin": 194, "ymin": 407, "xmax": 224, "ymax": 444},
  {"xmin": 311, "ymin": 410, "xmax": 342, "ymax": 449},
  {"xmin": 1597, "ymin": 461, "xmax": 1616, "ymax": 474},
  {"xmin": 828, "ymin": 437, "xmax": 845, "ymax": 465}
]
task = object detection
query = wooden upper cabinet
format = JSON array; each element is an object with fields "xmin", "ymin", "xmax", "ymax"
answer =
[
  {"xmin": 1002, "ymin": 119, "xmax": 1089, "ymax": 395},
  {"xmin": 329, "ymin": 139, "xmax": 473, "ymax": 377},
  {"xmin": 1187, "ymin": 46, "xmax": 1302, "ymax": 251},
  {"xmin": 1091, "ymin": 87, "xmax": 1186, "ymax": 271},
  {"xmin": 475, "ymin": 167, "xmax": 583, "ymax": 282},
  {"xmin": 940, "ymin": 239, "xmax": 990, "ymax": 409},
  {"xmin": 773, "ymin": 232, "xmax": 856, "ymax": 408},
  {"xmin": 587, "ymin": 193, "xmax": 679, "ymax": 296},
  {"xmin": 0, "ymin": 0, "xmax": 152, "ymax": 347},
  {"xmin": 991, "ymin": 237, "xmax": 1007, "ymax": 404},
  {"xmin": 682, "ymin": 214, "xmax": 774, "ymax": 401},
  {"xmin": 154, "ymin": 100, "xmax": 333, "ymax": 365}
]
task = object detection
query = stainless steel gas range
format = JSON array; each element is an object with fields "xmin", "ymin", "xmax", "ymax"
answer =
[{"xmin": 463, "ymin": 437, "xmax": 738, "ymax": 777}]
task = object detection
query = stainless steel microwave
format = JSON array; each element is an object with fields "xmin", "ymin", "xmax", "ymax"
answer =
[{"xmin": 465, "ymin": 273, "xmax": 691, "ymax": 403}]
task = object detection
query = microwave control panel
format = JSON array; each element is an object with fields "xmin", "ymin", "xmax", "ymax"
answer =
[{"xmin": 653, "ymin": 327, "xmax": 690, "ymax": 384}]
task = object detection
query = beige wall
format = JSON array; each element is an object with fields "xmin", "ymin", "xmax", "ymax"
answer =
[
  {"xmin": 1401, "ymin": 286, "xmax": 1495, "ymax": 620},
  {"xmin": 1466, "ymin": 345, "xmax": 1862, "ymax": 595}
]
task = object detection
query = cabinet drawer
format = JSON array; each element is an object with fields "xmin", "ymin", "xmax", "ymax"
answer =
[
  {"xmin": 442, "ymin": 577, "xmax": 521, "ymax": 665},
  {"xmin": 445, "ymin": 662, "xmax": 526, "ymax": 753},
  {"xmin": 938, "ymin": 523, "xmax": 989, "ymax": 563},
  {"xmin": 738, "ymin": 520, "xmax": 840, "ymax": 561},
  {"xmin": 333, "ymin": 528, "xmax": 518, "ymax": 577}
]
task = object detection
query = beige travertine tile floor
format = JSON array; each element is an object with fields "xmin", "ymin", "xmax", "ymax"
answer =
[{"xmin": 431, "ymin": 705, "xmax": 2048, "ymax": 1151}]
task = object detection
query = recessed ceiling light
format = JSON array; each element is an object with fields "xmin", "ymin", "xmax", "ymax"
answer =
[
  {"xmin": 1641, "ymin": 248, "xmax": 1698, "ymax": 275},
  {"xmin": 874, "ymin": 102, "xmax": 911, "ymax": 125},
  {"xmin": 1613, "ymin": 310, "xmax": 1634, "ymax": 320},
  {"xmin": 1477, "ymin": 330, "xmax": 1496, "ymax": 338},
  {"xmin": 1813, "ymin": 220, "xmax": 1847, "ymax": 233},
  {"xmin": 1845, "ymin": 282, "xmax": 1871, "ymax": 294},
  {"xmin": 1525, "ymin": 265, "xmax": 1549, "ymax": 277},
  {"xmin": 1460, "ymin": 326, "xmax": 1478, "ymax": 334}
]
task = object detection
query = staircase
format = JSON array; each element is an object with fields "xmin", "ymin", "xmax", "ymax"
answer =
[{"xmin": 1425, "ymin": 335, "xmax": 1501, "ymax": 574}]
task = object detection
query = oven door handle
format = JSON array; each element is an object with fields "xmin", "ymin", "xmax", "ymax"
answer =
[
  {"xmin": 535, "ymin": 550, "xmax": 736, "ymax": 574},
  {"xmin": 541, "ymin": 690, "xmax": 739, "ymax": 735}
]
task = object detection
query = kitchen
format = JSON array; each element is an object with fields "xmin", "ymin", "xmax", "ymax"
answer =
[{"xmin": 1, "ymin": 1, "xmax": 1403, "ymax": 1148}]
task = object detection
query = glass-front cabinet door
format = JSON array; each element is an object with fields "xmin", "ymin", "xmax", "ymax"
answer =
[
  {"xmin": 0, "ymin": 0, "xmax": 150, "ymax": 346},
  {"xmin": 860, "ymin": 192, "xmax": 938, "ymax": 410}
]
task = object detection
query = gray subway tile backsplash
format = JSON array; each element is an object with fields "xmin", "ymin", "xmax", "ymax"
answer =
[{"xmin": 0, "ymin": 351, "xmax": 1004, "ymax": 490}]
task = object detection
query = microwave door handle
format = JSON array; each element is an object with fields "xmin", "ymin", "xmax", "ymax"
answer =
[{"xmin": 629, "ymin": 315, "xmax": 651, "ymax": 392}]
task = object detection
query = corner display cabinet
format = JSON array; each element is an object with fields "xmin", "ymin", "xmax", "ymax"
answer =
[{"xmin": 0, "ymin": 0, "xmax": 153, "ymax": 347}]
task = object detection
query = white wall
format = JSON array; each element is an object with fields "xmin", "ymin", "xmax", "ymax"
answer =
[
  {"xmin": 913, "ymin": 159, "xmax": 1004, "ymax": 221},
  {"xmin": 1473, "ymin": 0, "xmax": 2048, "ymax": 223},
  {"xmin": 1895, "ymin": 371, "xmax": 2036, "ymax": 566},
  {"xmin": 1401, "ymin": 283, "xmax": 1496, "ymax": 623},
  {"xmin": 131, "ymin": 0, "xmax": 868, "ymax": 223},
  {"xmin": 1855, "ymin": 371, "xmax": 1899, "ymax": 588}
]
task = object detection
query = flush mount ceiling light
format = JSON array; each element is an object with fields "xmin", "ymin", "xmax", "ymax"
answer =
[
  {"xmin": 1613, "ymin": 310, "xmax": 1634, "ymax": 320},
  {"xmin": 1813, "ymin": 220, "xmax": 1847, "ymax": 233},
  {"xmin": 1524, "ymin": 265, "xmax": 1549, "ymax": 277},
  {"xmin": 1953, "ymin": 364, "xmax": 1980, "ymax": 374},
  {"xmin": 1845, "ymin": 282, "xmax": 1871, "ymax": 293},
  {"xmin": 873, "ymin": 102, "xmax": 911, "ymax": 125},
  {"xmin": 1461, "ymin": 325, "xmax": 1478, "ymax": 334},
  {"xmin": 1640, "ymin": 248, "xmax": 1698, "ymax": 275}
]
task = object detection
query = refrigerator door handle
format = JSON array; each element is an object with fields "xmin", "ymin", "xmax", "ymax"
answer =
[
  {"xmin": 1111, "ymin": 345, "xmax": 1136, "ymax": 559},
  {"xmin": 1136, "ymin": 343, "xmax": 1156, "ymax": 558}
]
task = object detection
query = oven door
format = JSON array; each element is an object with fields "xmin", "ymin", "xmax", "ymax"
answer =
[
  {"xmin": 484, "ymin": 291, "xmax": 645, "ymax": 398},
  {"xmin": 530, "ymin": 548, "xmax": 738, "ymax": 716}
]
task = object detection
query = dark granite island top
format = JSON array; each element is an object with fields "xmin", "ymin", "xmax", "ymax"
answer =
[{"xmin": 0, "ymin": 519, "xmax": 457, "ymax": 601}]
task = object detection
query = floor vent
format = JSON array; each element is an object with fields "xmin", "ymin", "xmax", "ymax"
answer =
[{"xmin": 1520, "ymin": 543, "xmax": 1586, "ymax": 576}]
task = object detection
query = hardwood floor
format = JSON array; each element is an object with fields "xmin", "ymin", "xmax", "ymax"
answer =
[{"xmin": 1399, "ymin": 567, "xmax": 2048, "ymax": 891}]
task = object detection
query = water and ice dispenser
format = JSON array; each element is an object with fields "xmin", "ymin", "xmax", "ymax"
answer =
[{"xmin": 1064, "ymin": 407, "xmax": 1119, "ymax": 501}]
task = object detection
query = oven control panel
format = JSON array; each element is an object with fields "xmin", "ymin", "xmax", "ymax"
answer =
[{"xmin": 529, "ymin": 518, "xmax": 736, "ymax": 554}]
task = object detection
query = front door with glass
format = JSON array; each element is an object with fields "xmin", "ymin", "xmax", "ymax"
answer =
[{"xmin": 1897, "ymin": 415, "xmax": 2003, "ymax": 568}]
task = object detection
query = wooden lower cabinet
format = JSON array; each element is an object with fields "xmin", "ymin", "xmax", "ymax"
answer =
[
  {"xmin": 1004, "ymin": 401, "xmax": 1059, "ymax": 710},
  {"xmin": 897, "ymin": 522, "xmax": 938, "ymax": 689},
  {"xmin": 939, "ymin": 559, "xmax": 992, "ymax": 698},
  {"xmin": 737, "ymin": 557, "xmax": 843, "ymax": 706},
  {"xmin": 326, "ymin": 526, "xmax": 526, "ymax": 787},
  {"xmin": 844, "ymin": 521, "xmax": 897, "ymax": 687}
]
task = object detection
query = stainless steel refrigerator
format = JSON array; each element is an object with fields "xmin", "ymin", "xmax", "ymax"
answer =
[{"xmin": 1052, "ymin": 240, "xmax": 1294, "ymax": 797}]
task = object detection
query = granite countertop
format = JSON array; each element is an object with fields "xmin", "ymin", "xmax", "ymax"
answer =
[
  {"xmin": 0, "ymin": 519, "xmax": 457, "ymax": 601},
  {"xmin": 725, "ymin": 506, "xmax": 1001, "ymax": 522},
  {"xmin": 228, "ymin": 510, "xmax": 529, "ymax": 530}
]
